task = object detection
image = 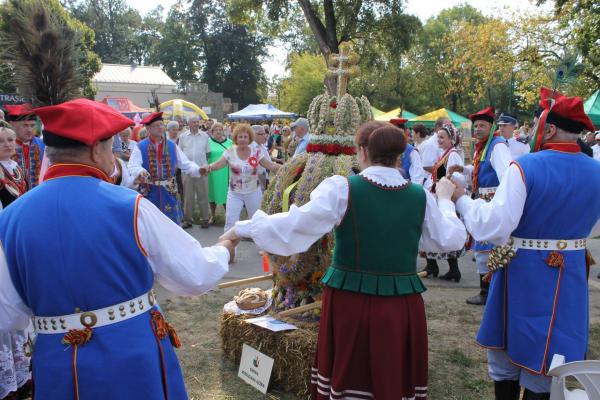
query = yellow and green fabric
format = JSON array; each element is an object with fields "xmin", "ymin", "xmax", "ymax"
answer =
[{"xmin": 408, "ymin": 108, "xmax": 470, "ymax": 129}]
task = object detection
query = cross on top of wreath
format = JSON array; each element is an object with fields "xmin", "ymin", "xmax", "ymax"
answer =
[{"xmin": 327, "ymin": 42, "xmax": 360, "ymax": 99}]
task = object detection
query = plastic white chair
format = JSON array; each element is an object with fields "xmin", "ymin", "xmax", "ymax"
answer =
[{"xmin": 548, "ymin": 354, "xmax": 600, "ymax": 400}]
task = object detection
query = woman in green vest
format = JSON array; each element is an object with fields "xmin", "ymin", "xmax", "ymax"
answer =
[
  {"xmin": 207, "ymin": 122, "xmax": 232, "ymax": 223},
  {"xmin": 221, "ymin": 121, "xmax": 467, "ymax": 399}
]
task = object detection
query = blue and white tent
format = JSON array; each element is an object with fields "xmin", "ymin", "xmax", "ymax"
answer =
[{"xmin": 227, "ymin": 104, "xmax": 297, "ymax": 121}]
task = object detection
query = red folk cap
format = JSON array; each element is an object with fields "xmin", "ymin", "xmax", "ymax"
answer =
[
  {"xmin": 542, "ymin": 94, "xmax": 595, "ymax": 133},
  {"xmin": 4, "ymin": 104, "xmax": 36, "ymax": 121},
  {"xmin": 141, "ymin": 111, "xmax": 163, "ymax": 126},
  {"xmin": 389, "ymin": 118, "xmax": 408, "ymax": 126},
  {"xmin": 539, "ymin": 86, "xmax": 565, "ymax": 102},
  {"xmin": 33, "ymin": 98, "xmax": 134, "ymax": 147},
  {"xmin": 469, "ymin": 106, "xmax": 495, "ymax": 124}
]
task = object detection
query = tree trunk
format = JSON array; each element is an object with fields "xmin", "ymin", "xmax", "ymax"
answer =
[{"xmin": 298, "ymin": 0, "xmax": 338, "ymax": 95}]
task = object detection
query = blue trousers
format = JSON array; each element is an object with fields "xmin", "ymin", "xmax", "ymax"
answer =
[{"xmin": 488, "ymin": 350, "xmax": 551, "ymax": 393}]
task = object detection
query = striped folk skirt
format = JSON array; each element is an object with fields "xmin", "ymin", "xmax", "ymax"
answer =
[{"xmin": 311, "ymin": 287, "xmax": 428, "ymax": 400}]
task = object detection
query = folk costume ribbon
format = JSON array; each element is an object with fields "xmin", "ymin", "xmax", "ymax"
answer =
[
  {"xmin": 531, "ymin": 97, "xmax": 556, "ymax": 153},
  {"xmin": 431, "ymin": 148, "xmax": 455, "ymax": 183},
  {"xmin": 0, "ymin": 163, "xmax": 27, "ymax": 197},
  {"xmin": 472, "ymin": 123, "xmax": 497, "ymax": 192}
]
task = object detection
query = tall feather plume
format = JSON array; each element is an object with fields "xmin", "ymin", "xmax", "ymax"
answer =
[
  {"xmin": 0, "ymin": 0, "xmax": 81, "ymax": 106},
  {"xmin": 553, "ymin": 52, "xmax": 583, "ymax": 89}
]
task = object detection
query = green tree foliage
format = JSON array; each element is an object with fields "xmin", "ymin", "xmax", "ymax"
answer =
[
  {"xmin": 228, "ymin": 0, "xmax": 419, "ymax": 95},
  {"xmin": 408, "ymin": 5, "xmax": 516, "ymax": 115},
  {"xmin": 71, "ymin": 0, "xmax": 141, "ymax": 64},
  {"xmin": 130, "ymin": 6, "xmax": 164, "ymax": 65},
  {"xmin": 0, "ymin": 0, "xmax": 101, "ymax": 98},
  {"xmin": 543, "ymin": 0, "xmax": 600, "ymax": 84},
  {"xmin": 278, "ymin": 53, "xmax": 327, "ymax": 114},
  {"xmin": 153, "ymin": 2, "xmax": 199, "ymax": 83},
  {"xmin": 189, "ymin": 1, "xmax": 268, "ymax": 106}
]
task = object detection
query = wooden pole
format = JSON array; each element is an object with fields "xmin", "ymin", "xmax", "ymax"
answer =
[
  {"xmin": 274, "ymin": 301, "xmax": 322, "ymax": 318},
  {"xmin": 217, "ymin": 274, "xmax": 273, "ymax": 289}
]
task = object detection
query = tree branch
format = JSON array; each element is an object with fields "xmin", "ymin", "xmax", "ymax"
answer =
[
  {"xmin": 297, "ymin": 0, "xmax": 330, "ymax": 57},
  {"xmin": 323, "ymin": 0, "xmax": 337, "ymax": 50}
]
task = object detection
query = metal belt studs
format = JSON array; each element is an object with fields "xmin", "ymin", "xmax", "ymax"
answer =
[{"xmin": 487, "ymin": 238, "xmax": 516, "ymax": 272}]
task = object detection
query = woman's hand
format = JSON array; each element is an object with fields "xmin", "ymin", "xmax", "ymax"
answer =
[{"xmin": 219, "ymin": 228, "xmax": 240, "ymax": 244}]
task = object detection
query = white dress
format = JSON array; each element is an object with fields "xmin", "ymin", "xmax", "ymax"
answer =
[
  {"xmin": 0, "ymin": 324, "xmax": 32, "ymax": 399},
  {"xmin": 0, "ymin": 161, "xmax": 32, "ymax": 399}
]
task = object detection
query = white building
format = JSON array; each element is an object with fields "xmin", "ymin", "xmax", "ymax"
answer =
[{"xmin": 92, "ymin": 63, "xmax": 180, "ymax": 108}]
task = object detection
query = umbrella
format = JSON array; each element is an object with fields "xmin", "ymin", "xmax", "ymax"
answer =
[
  {"xmin": 408, "ymin": 108, "xmax": 470, "ymax": 129},
  {"xmin": 374, "ymin": 108, "xmax": 418, "ymax": 121},
  {"xmin": 159, "ymin": 99, "xmax": 208, "ymax": 120},
  {"xmin": 584, "ymin": 90, "xmax": 600, "ymax": 128},
  {"xmin": 227, "ymin": 104, "xmax": 297, "ymax": 121},
  {"xmin": 371, "ymin": 106, "xmax": 385, "ymax": 118}
]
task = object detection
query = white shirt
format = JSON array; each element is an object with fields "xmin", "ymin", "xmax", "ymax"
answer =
[
  {"xmin": 178, "ymin": 129, "xmax": 211, "ymax": 166},
  {"xmin": 462, "ymin": 140, "xmax": 512, "ymax": 186},
  {"xmin": 116, "ymin": 158, "xmax": 135, "ymax": 189},
  {"xmin": 456, "ymin": 163, "xmax": 600, "ymax": 246},
  {"xmin": 234, "ymin": 166, "xmax": 467, "ymax": 256},
  {"xmin": 592, "ymin": 144, "xmax": 600, "ymax": 161},
  {"xmin": 508, "ymin": 137, "xmax": 530, "ymax": 159},
  {"xmin": 223, "ymin": 146, "xmax": 265, "ymax": 194},
  {"xmin": 417, "ymin": 134, "xmax": 440, "ymax": 168},
  {"xmin": 127, "ymin": 139, "xmax": 201, "ymax": 179},
  {"xmin": 423, "ymin": 149, "xmax": 464, "ymax": 190},
  {"xmin": 407, "ymin": 148, "xmax": 426, "ymax": 186},
  {"xmin": 0, "ymin": 197, "xmax": 230, "ymax": 331},
  {"xmin": 293, "ymin": 133, "xmax": 311, "ymax": 156}
]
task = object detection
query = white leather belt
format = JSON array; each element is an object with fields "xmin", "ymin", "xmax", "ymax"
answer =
[
  {"xmin": 510, "ymin": 237, "xmax": 587, "ymax": 251},
  {"xmin": 478, "ymin": 187, "xmax": 497, "ymax": 196},
  {"xmin": 150, "ymin": 179, "xmax": 173, "ymax": 187},
  {"xmin": 34, "ymin": 290, "xmax": 158, "ymax": 334}
]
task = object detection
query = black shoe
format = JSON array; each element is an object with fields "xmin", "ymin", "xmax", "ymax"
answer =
[
  {"xmin": 420, "ymin": 259, "xmax": 439, "ymax": 278},
  {"xmin": 466, "ymin": 275, "xmax": 489, "ymax": 305},
  {"xmin": 522, "ymin": 389, "xmax": 550, "ymax": 400},
  {"xmin": 439, "ymin": 270, "xmax": 461, "ymax": 282},
  {"xmin": 439, "ymin": 258, "xmax": 461, "ymax": 282},
  {"xmin": 494, "ymin": 380, "xmax": 520, "ymax": 400},
  {"xmin": 181, "ymin": 221, "xmax": 193, "ymax": 229}
]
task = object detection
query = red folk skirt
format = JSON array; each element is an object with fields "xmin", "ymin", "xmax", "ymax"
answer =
[{"xmin": 311, "ymin": 287, "xmax": 428, "ymax": 400}]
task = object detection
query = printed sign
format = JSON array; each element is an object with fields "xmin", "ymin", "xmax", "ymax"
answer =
[
  {"xmin": 0, "ymin": 93, "xmax": 28, "ymax": 105},
  {"xmin": 201, "ymin": 106, "xmax": 212, "ymax": 115},
  {"xmin": 238, "ymin": 344, "xmax": 274, "ymax": 394},
  {"xmin": 245, "ymin": 315, "xmax": 298, "ymax": 332}
]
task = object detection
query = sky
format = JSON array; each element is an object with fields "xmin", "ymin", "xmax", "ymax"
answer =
[{"xmin": 126, "ymin": 0, "xmax": 554, "ymax": 79}]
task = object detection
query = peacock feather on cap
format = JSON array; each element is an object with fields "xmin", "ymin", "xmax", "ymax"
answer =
[{"xmin": 0, "ymin": 0, "xmax": 81, "ymax": 106}]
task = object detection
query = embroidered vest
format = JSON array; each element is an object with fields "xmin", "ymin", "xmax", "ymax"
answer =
[
  {"xmin": 321, "ymin": 175, "xmax": 427, "ymax": 296},
  {"xmin": 13, "ymin": 137, "xmax": 44, "ymax": 189},
  {"xmin": 138, "ymin": 138, "xmax": 178, "ymax": 180}
]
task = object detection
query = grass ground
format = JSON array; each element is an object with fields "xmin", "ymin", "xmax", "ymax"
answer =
[{"xmin": 162, "ymin": 285, "xmax": 600, "ymax": 400}]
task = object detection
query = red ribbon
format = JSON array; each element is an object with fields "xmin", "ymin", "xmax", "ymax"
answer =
[
  {"xmin": 248, "ymin": 156, "xmax": 258, "ymax": 168},
  {"xmin": 43, "ymin": 163, "xmax": 112, "ymax": 183},
  {"xmin": 541, "ymin": 142, "xmax": 581, "ymax": 153}
]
